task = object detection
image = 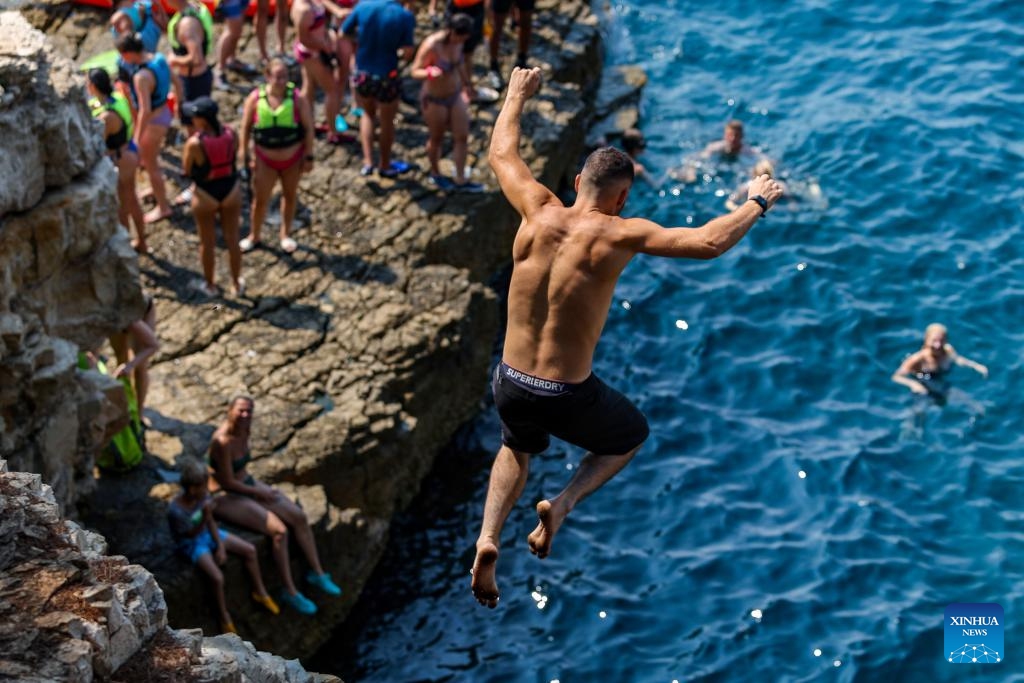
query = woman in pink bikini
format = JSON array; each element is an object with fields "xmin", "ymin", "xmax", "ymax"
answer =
[
  {"xmin": 238, "ymin": 58, "xmax": 316, "ymax": 254},
  {"xmin": 290, "ymin": 0, "xmax": 350, "ymax": 145}
]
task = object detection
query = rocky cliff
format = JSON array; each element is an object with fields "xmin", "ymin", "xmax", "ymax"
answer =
[
  {"xmin": 0, "ymin": 458, "xmax": 340, "ymax": 682},
  {"xmin": 4, "ymin": 0, "xmax": 618, "ymax": 664},
  {"xmin": 0, "ymin": 10, "xmax": 143, "ymax": 512}
]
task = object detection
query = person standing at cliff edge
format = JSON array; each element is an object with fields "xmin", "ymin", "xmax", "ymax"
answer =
[{"xmin": 471, "ymin": 67, "xmax": 783, "ymax": 608}]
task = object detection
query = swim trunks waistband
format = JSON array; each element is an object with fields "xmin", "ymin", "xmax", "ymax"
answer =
[{"xmin": 499, "ymin": 362, "xmax": 583, "ymax": 397}]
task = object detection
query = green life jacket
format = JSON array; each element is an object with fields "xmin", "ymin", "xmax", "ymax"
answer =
[
  {"xmin": 168, "ymin": 2, "xmax": 214, "ymax": 60},
  {"xmin": 78, "ymin": 353, "xmax": 144, "ymax": 473},
  {"xmin": 89, "ymin": 92, "xmax": 134, "ymax": 151},
  {"xmin": 253, "ymin": 83, "xmax": 305, "ymax": 149}
]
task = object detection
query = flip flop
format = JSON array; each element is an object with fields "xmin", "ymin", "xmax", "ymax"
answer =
[
  {"xmin": 280, "ymin": 237, "xmax": 298, "ymax": 253},
  {"xmin": 239, "ymin": 237, "xmax": 259, "ymax": 252}
]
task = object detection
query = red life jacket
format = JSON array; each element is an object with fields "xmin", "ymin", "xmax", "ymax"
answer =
[{"xmin": 192, "ymin": 125, "xmax": 236, "ymax": 181}]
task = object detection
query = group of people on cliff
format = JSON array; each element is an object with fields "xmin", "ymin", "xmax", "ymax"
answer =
[
  {"xmin": 82, "ymin": 0, "xmax": 543, "ymax": 634},
  {"xmin": 87, "ymin": 0, "xmax": 539, "ymax": 297}
]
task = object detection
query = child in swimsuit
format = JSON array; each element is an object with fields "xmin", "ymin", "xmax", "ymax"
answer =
[{"xmin": 167, "ymin": 458, "xmax": 279, "ymax": 634}]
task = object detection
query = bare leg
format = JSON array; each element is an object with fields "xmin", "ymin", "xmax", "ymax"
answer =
[
  {"xmin": 213, "ymin": 495, "xmax": 300, "ymax": 595},
  {"xmin": 191, "ymin": 190, "xmax": 219, "ymax": 288},
  {"xmin": 266, "ymin": 495, "xmax": 325, "ymax": 575},
  {"xmin": 219, "ymin": 184, "xmax": 244, "ymax": 293},
  {"xmin": 275, "ymin": 4, "xmax": 288, "ymax": 55},
  {"xmin": 422, "ymin": 101, "xmax": 447, "ymax": 176},
  {"xmin": 517, "ymin": 10, "xmax": 533, "ymax": 60},
  {"xmin": 489, "ymin": 11, "xmax": 508, "ymax": 65},
  {"xmin": 357, "ymin": 95, "xmax": 377, "ymax": 167},
  {"xmin": 223, "ymin": 534, "xmax": 271, "ymax": 597},
  {"xmin": 255, "ymin": 0, "xmax": 271, "ymax": 61},
  {"xmin": 249, "ymin": 154, "xmax": 279, "ymax": 245},
  {"xmin": 527, "ymin": 445, "xmax": 641, "ymax": 559},
  {"xmin": 118, "ymin": 152, "xmax": 147, "ymax": 251},
  {"xmin": 278, "ymin": 157, "xmax": 303, "ymax": 241},
  {"xmin": 195, "ymin": 553, "xmax": 231, "ymax": 625},
  {"xmin": 217, "ymin": 16, "xmax": 244, "ymax": 74},
  {"xmin": 305, "ymin": 55, "xmax": 339, "ymax": 129},
  {"xmin": 472, "ymin": 445, "xmax": 530, "ymax": 608},
  {"xmin": 377, "ymin": 98, "xmax": 400, "ymax": 169},
  {"xmin": 450, "ymin": 97, "xmax": 471, "ymax": 182},
  {"xmin": 139, "ymin": 122, "xmax": 171, "ymax": 222}
]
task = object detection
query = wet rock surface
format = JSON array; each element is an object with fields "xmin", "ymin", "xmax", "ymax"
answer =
[{"xmin": 7, "ymin": 0, "xmax": 622, "ymax": 662}]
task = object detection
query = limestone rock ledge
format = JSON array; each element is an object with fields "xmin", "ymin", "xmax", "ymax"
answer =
[
  {"xmin": 0, "ymin": 459, "xmax": 341, "ymax": 682},
  {"xmin": 0, "ymin": 11, "xmax": 143, "ymax": 511}
]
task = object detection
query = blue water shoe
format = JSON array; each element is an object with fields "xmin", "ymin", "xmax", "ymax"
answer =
[
  {"xmin": 280, "ymin": 590, "xmax": 317, "ymax": 615},
  {"xmin": 307, "ymin": 571, "xmax": 343, "ymax": 596}
]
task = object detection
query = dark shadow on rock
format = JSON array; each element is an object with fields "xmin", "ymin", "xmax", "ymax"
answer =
[
  {"xmin": 141, "ymin": 253, "xmax": 254, "ymax": 314},
  {"xmin": 278, "ymin": 246, "xmax": 399, "ymax": 286}
]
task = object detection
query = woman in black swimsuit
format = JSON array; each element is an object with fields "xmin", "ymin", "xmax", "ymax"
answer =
[
  {"xmin": 208, "ymin": 396, "xmax": 341, "ymax": 615},
  {"xmin": 411, "ymin": 13, "xmax": 483, "ymax": 192},
  {"xmin": 181, "ymin": 97, "xmax": 244, "ymax": 297}
]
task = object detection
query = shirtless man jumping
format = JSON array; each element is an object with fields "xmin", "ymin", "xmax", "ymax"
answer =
[{"xmin": 471, "ymin": 67, "xmax": 783, "ymax": 608}]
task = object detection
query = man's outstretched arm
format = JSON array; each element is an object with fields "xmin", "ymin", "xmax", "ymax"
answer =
[
  {"xmin": 625, "ymin": 174, "xmax": 783, "ymax": 259},
  {"xmin": 488, "ymin": 67, "xmax": 559, "ymax": 218}
]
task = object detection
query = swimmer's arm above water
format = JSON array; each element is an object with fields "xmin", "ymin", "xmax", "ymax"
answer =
[
  {"xmin": 625, "ymin": 174, "xmax": 782, "ymax": 258},
  {"xmin": 892, "ymin": 353, "xmax": 929, "ymax": 394},
  {"xmin": 949, "ymin": 346, "xmax": 989, "ymax": 378}
]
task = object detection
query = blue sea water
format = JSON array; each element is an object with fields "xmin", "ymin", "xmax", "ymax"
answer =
[{"xmin": 320, "ymin": 1, "xmax": 1024, "ymax": 680}]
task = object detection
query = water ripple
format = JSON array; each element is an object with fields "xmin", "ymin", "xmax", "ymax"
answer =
[{"xmin": 330, "ymin": 0, "xmax": 1024, "ymax": 680}]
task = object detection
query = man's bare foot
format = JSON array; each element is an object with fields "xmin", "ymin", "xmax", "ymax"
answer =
[
  {"xmin": 144, "ymin": 207, "xmax": 173, "ymax": 224},
  {"xmin": 471, "ymin": 541, "xmax": 500, "ymax": 608},
  {"xmin": 527, "ymin": 499, "xmax": 565, "ymax": 559},
  {"xmin": 131, "ymin": 239, "xmax": 151, "ymax": 255}
]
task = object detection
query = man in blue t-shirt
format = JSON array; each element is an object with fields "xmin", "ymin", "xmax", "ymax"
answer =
[{"xmin": 342, "ymin": 0, "xmax": 416, "ymax": 178}]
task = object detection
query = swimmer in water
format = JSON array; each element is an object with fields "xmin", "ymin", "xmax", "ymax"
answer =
[
  {"xmin": 892, "ymin": 323, "xmax": 988, "ymax": 403},
  {"xmin": 669, "ymin": 120, "xmax": 766, "ymax": 184},
  {"xmin": 471, "ymin": 67, "xmax": 783, "ymax": 608},
  {"xmin": 725, "ymin": 160, "xmax": 789, "ymax": 211},
  {"xmin": 620, "ymin": 127, "xmax": 648, "ymax": 179}
]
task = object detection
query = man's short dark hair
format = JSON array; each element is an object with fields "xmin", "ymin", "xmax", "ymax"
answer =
[
  {"xmin": 581, "ymin": 147, "xmax": 634, "ymax": 191},
  {"xmin": 725, "ymin": 119, "xmax": 744, "ymax": 133},
  {"xmin": 115, "ymin": 32, "xmax": 145, "ymax": 54}
]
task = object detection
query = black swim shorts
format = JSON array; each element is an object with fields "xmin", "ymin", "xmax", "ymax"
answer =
[
  {"xmin": 351, "ymin": 70, "xmax": 401, "ymax": 103},
  {"xmin": 179, "ymin": 69, "xmax": 213, "ymax": 125},
  {"xmin": 492, "ymin": 362, "xmax": 649, "ymax": 456}
]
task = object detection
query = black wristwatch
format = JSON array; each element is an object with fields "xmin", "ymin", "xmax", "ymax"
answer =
[{"xmin": 748, "ymin": 195, "xmax": 768, "ymax": 216}]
